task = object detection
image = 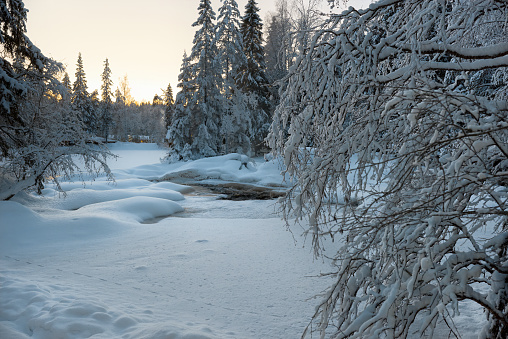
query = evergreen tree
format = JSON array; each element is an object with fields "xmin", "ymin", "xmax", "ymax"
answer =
[
  {"xmin": 239, "ymin": 0, "xmax": 268, "ymax": 93},
  {"xmin": 152, "ymin": 94, "xmax": 163, "ymax": 106},
  {"xmin": 162, "ymin": 82, "xmax": 174, "ymax": 131},
  {"xmin": 0, "ymin": 0, "xmax": 52, "ymax": 191},
  {"xmin": 100, "ymin": 58, "xmax": 113, "ymax": 141},
  {"xmin": 57, "ymin": 71, "xmax": 72, "ymax": 104},
  {"xmin": 216, "ymin": 0, "xmax": 246, "ymax": 91},
  {"xmin": 0, "ymin": 0, "xmax": 40, "ymax": 156},
  {"xmin": 176, "ymin": 51, "xmax": 194, "ymax": 109},
  {"xmin": 239, "ymin": 0, "xmax": 271, "ymax": 153},
  {"xmin": 221, "ymin": 90, "xmax": 251, "ymax": 154},
  {"xmin": 62, "ymin": 72, "xmax": 72, "ymax": 95},
  {"xmin": 90, "ymin": 89, "xmax": 101, "ymax": 136},
  {"xmin": 188, "ymin": 0, "xmax": 223, "ymax": 157},
  {"xmin": 216, "ymin": 0, "xmax": 251, "ymax": 154},
  {"xmin": 71, "ymin": 53, "xmax": 94, "ymax": 134},
  {"xmin": 166, "ymin": 52, "xmax": 195, "ymax": 161},
  {"xmin": 90, "ymin": 89, "xmax": 99, "ymax": 101}
]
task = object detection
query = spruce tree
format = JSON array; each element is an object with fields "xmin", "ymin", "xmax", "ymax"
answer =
[
  {"xmin": 166, "ymin": 52, "xmax": 194, "ymax": 162},
  {"xmin": 239, "ymin": 0, "xmax": 269, "ymax": 93},
  {"xmin": 71, "ymin": 53, "xmax": 94, "ymax": 134},
  {"xmin": 152, "ymin": 94, "xmax": 163, "ymax": 106},
  {"xmin": 0, "ymin": 0, "xmax": 46, "ymax": 155},
  {"xmin": 216, "ymin": 0, "xmax": 251, "ymax": 155},
  {"xmin": 90, "ymin": 89, "xmax": 99, "ymax": 101},
  {"xmin": 188, "ymin": 0, "xmax": 223, "ymax": 157},
  {"xmin": 62, "ymin": 72, "xmax": 72, "ymax": 93},
  {"xmin": 100, "ymin": 58, "xmax": 113, "ymax": 141},
  {"xmin": 90, "ymin": 89, "xmax": 101, "ymax": 137},
  {"xmin": 216, "ymin": 0, "xmax": 246, "ymax": 91},
  {"xmin": 162, "ymin": 82, "xmax": 174, "ymax": 131},
  {"xmin": 239, "ymin": 0, "xmax": 271, "ymax": 153},
  {"xmin": 59, "ymin": 71, "xmax": 72, "ymax": 104},
  {"xmin": 0, "ymin": 0, "xmax": 52, "ymax": 187}
]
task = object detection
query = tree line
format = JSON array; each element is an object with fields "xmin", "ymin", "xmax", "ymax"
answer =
[{"xmin": 65, "ymin": 53, "xmax": 168, "ymax": 143}]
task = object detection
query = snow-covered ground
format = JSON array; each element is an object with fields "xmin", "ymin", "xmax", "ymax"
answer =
[
  {"xmin": 0, "ymin": 143, "xmax": 487, "ymax": 338},
  {"xmin": 0, "ymin": 143, "xmax": 329, "ymax": 339}
]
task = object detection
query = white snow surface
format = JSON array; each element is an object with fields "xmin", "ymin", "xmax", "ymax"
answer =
[
  {"xmin": 0, "ymin": 143, "xmax": 324, "ymax": 339},
  {"xmin": 0, "ymin": 143, "xmax": 486, "ymax": 338}
]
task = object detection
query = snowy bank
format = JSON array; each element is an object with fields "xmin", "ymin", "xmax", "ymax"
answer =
[{"xmin": 0, "ymin": 143, "xmax": 325, "ymax": 339}]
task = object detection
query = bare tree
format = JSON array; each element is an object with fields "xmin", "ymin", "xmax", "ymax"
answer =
[{"xmin": 117, "ymin": 74, "xmax": 134, "ymax": 105}]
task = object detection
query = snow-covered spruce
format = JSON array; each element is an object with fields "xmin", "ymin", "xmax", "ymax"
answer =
[
  {"xmin": 268, "ymin": 0, "xmax": 508, "ymax": 338},
  {"xmin": 166, "ymin": 0, "xmax": 222, "ymax": 160},
  {"xmin": 162, "ymin": 82, "xmax": 175, "ymax": 132},
  {"xmin": 72, "ymin": 53, "xmax": 97, "ymax": 135},
  {"xmin": 216, "ymin": 0, "xmax": 252, "ymax": 155},
  {"xmin": 238, "ymin": 0, "xmax": 271, "ymax": 153},
  {"xmin": 100, "ymin": 57, "xmax": 114, "ymax": 142}
]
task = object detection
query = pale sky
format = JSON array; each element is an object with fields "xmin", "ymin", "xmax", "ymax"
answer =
[{"xmin": 24, "ymin": 0, "xmax": 372, "ymax": 102}]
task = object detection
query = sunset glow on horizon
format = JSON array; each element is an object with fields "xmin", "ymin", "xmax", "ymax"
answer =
[{"xmin": 24, "ymin": 0, "xmax": 372, "ymax": 102}]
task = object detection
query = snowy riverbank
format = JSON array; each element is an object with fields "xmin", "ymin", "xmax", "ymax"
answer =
[{"xmin": 0, "ymin": 143, "xmax": 329, "ymax": 339}]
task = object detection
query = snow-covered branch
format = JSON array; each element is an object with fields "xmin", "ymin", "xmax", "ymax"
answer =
[{"xmin": 269, "ymin": 0, "xmax": 508, "ymax": 337}]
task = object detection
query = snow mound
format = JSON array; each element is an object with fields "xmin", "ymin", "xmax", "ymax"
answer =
[
  {"xmin": 57, "ymin": 178, "xmax": 154, "ymax": 191},
  {"xmin": 0, "ymin": 201, "xmax": 47, "ymax": 250},
  {"xmin": 51, "ymin": 178, "xmax": 192, "ymax": 196},
  {"xmin": 0, "ymin": 201, "xmax": 42, "ymax": 225},
  {"xmin": 77, "ymin": 196, "xmax": 184, "ymax": 223},
  {"xmin": 116, "ymin": 164, "xmax": 173, "ymax": 179},
  {"xmin": 0, "ymin": 201, "xmax": 128, "ymax": 251},
  {"xmin": 40, "ymin": 187, "xmax": 184, "ymax": 210},
  {"xmin": 0, "ymin": 143, "xmax": 488, "ymax": 338},
  {"xmin": 150, "ymin": 181, "xmax": 194, "ymax": 194},
  {"xmin": 158, "ymin": 153, "xmax": 287, "ymax": 188}
]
